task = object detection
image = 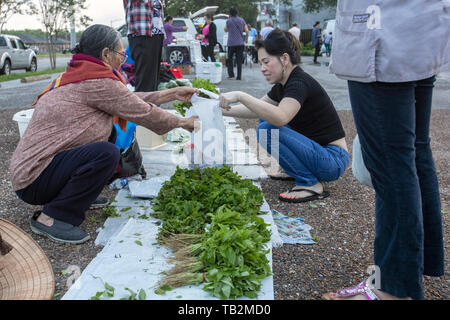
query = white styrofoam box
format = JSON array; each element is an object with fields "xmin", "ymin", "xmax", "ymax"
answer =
[
  {"xmin": 190, "ymin": 40, "xmax": 203, "ymax": 63},
  {"xmin": 12, "ymin": 108, "xmax": 34, "ymax": 138},
  {"xmin": 195, "ymin": 62, "xmax": 223, "ymax": 84},
  {"xmin": 135, "ymin": 126, "xmax": 167, "ymax": 150}
]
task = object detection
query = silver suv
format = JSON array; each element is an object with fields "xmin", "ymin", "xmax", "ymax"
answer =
[{"xmin": 0, "ymin": 34, "xmax": 37, "ymax": 75}]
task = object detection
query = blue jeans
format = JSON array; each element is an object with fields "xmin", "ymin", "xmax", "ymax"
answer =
[
  {"xmin": 257, "ymin": 121, "xmax": 349, "ymax": 187},
  {"xmin": 348, "ymin": 76, "xmax": 444, "ymax": 300}
]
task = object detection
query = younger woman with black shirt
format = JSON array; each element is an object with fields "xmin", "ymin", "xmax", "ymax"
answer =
[{"xmin": 219, "ymin": 29, "xmax": 349, "ymax": 203}]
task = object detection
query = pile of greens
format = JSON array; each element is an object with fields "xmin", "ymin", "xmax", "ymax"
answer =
[
  {"xmin": 152, "ymin": 165, "xmax": 263, "ymax": 238},
  {"xmin": 159, "ymin": 78, "xmax": 192, "ymax": 91},
  {"xmin": 152, "ymin": 165, "xmax": 272, "ymax": 299},
  {"xmin": 172, "ymin": 77, "xmax": 220, "ymax": 116}
]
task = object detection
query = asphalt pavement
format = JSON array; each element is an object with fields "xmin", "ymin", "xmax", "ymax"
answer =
[{"xmin": 1, "ymin": 55, "xmax": 449, "ymax": 111}]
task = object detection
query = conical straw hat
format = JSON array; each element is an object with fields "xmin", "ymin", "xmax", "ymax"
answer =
[{"xmin": 0, "ymin": 218, "xmax": 54, "ymax": 300}]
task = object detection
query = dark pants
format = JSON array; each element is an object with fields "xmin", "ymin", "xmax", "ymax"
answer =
[
  {"xmin": 201, "ymin": 44, "xmax": 216, "ymax": 62},
  {"xmin": 16, "ymin": 141, "xmax": 120, "ymax": 226},
  {"xmin": 348, "ymin": 76, "xmax": 444, "ymax": 300},
  {"xmin": 128, "ymin": 34, "xmax": 164, "ymax": 92},
  {"xmin": 313, "ymin": 42, "xmax": 321, "ymax": 62},
  {"xmin": 227, "ymin": 45, "xmax": 244, "ymax": 79}
]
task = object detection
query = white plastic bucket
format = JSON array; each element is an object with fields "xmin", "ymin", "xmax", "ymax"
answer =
[{"xmin": 12, "ymin": 108, "xmax": 35, "ymax": 138}]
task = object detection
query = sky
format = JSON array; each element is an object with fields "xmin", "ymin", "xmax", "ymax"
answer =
[{"xmin": 5, "ymin": 0, "xmax": 125, "ymax": 30}]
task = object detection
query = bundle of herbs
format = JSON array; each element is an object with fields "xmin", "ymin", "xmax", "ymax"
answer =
[
  {"xmin": 152, "ymin": 165, "xmax": 272, "ymax": 299},
  {"xmin": 157, "ymin": 205, "xmax": 272, "ymax": 299},
  {"xmin": 173, "ymin": 77, "xmax": 220, "ymax": 116}
]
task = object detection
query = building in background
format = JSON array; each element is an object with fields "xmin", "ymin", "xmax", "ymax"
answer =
[{"xmin": 256, "ymin": 0, "xmax": 336, "ymax": 44}]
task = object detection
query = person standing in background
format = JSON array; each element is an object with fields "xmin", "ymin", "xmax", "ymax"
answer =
[
  {"xmin": 198, "ymin": 13, "xmax": 217, "ymax": 62},
  {"xmin": 324, "ymin": 0, "xmax": 447, "ymax": 300},
  {"xmin": 248, "ymin": 24, "xmax": 258, "ymax": 41},
  {"xmin": 248, "ymin": 24, "xmax": 259, "ymax": 63},
  {"xmin": 312, "ymin": 21, "xmax": 321, "ymax": 64},
  {"xmin": 288, "ymin": 22, "xmax": 301, "ymax": 42},
  {"xmin": 260, "ymin": 20, "xmax": 274, "ymax": 40},
  {"xmin": 163, "ymin": 15, "xmax": 188, "ymax": 62},
  {"xmin": 123, "ymin": 0, "xmax": 165, "ymax": 92},
  {"xmin": 225, "ymin": 6, "xmax": 249, "ymax": 80}
]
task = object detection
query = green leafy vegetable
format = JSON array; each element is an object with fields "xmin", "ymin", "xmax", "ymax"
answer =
[
  {"xmin": 172, "ymin": 77, "xmax": 219, "ymax": 116},
  {"xmin": 153, "ymin": 165, "xmax": 271, "ymax": 300}
]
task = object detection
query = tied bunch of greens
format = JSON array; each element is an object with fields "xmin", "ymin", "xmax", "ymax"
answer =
[
  {"xmin": 152, "ymin": 165, "xmax": 272, "ymax": 299},
  {"xmin": 173, "ymin": 77, "xmax": 220, "ymax": 116}
]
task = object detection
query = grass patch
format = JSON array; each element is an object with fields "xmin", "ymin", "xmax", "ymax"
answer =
[
  {"xmin": 37, "ymin": 52, "xmax": 72, "ymax": 58},
  {"xmin": 0, "ymin": 66, "xmax": 66, "ymax": 82}
]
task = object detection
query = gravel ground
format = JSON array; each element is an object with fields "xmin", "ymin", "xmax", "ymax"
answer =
[{"xmin": 0, "ymin": 107, "xmax": 448, "ymax": 300}]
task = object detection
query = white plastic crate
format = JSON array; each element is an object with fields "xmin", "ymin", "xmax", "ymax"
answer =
[{"xmin": 195, "ymin": 61, "xmax": 223, "ymax": 84}]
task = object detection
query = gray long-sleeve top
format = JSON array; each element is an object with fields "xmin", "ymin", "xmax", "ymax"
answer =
[{"xmin": 330, "ymin": 0, "xmax": 450, "ymax": 83}]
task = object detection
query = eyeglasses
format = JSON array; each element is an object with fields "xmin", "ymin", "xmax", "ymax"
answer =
[{"xmin": 111, "ymin": 49, "xmax": 128, "ymax": 65}]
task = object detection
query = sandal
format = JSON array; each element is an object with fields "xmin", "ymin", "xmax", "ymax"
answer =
[
  {"xmin": 322, "ymin": 279, "xmax": 380, "ymax": 300},
  {"xmin": 279, "ymin": 188, "xmax": 329, "ymax": 203}
]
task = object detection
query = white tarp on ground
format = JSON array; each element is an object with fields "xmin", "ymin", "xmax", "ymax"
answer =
[
  {"xmin": 63, "ymin": 203, "xmax": 278, "ymax": 300},
  {"xmin": 63, "ymin": 114, "xmax": 278, "ymax": 300}
]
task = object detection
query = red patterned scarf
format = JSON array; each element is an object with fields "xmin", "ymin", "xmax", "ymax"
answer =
[{"xmin": 33, "ymin": 53, "xmax": 127, "ymax": 131}]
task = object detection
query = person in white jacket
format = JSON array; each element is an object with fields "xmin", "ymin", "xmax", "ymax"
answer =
[{"xmin": 323, "ymin": 0, "xmax": 448, "ymax": 300}]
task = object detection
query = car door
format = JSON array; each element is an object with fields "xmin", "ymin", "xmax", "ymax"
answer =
[
  {"xmin": 16, "ymin": 39, "xmax": 29, "ymax": 68},
  {"xmin": 7, "ymin": 38, "xmax": 22, "ymax": 68}
]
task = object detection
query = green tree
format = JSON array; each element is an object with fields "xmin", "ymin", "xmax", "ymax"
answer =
[
  {"xmin": 302, "ymin": 0, "xmax": 337, "ymax": 13},
  {"xmin": 37, "ymin": 0, "xmax": 91, "ymax": 69},
  {"xmin": 0, "ymin": 0, "xmax": 37, "ymax": 32}
]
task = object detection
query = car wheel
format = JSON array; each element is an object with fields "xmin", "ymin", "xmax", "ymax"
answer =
[
  {"xmin": 26, "ymin": 58, "xmax": 37, "ymax": 72},
  {"xmin": 168, "ymin": 47, "xmax": 190, "ymax": 65},
  {"xmin": 1, "ymin": 59, "xmax": 11, "ymax": 75},
  {"xmin": 168, "ymin": 49, "xmax": 184, "ymax": 64}
]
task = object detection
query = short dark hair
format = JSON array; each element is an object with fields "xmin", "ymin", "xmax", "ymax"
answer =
[
  {"xmin": 255, "ymin": 28, "xmax": 301, "ymax": 65},
  {"xmin": 292, "ymin": 23, "xmax": 298, "ymax": 27},
  {"xmin": 230, "ymin": 6, "xmax": 238, "ymax": 17},
  {"xmin": 314, "ymin": 21, "xmax": 320, "ymax": 27},
  {"xmin": 165, "ymin": 16, "xmax": 173, "ymax": 22},
  {"xmin": 72, "ymin": 24, "xmax": 121, "ymax": 60}
]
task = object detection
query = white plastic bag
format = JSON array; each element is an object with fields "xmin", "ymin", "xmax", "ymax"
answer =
[
  {"xmin": 185, "ymin": 92, "xmax": 228, "ymax": 166},
  {"xmin": 128, "ymin": 176, "xmax": 171, "ymax": 198},
  {"xmin": 352, "ymin": 134, "xmax": 373, "ymax": 188}
]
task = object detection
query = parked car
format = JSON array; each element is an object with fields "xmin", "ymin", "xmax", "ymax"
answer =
[
  {"xmin": 0, "ymin": 34, "xmax": 37, "ymax": 75},
  {"xmin": 29, "ymin": 45, "xmax": 39, "ymax": 55}
]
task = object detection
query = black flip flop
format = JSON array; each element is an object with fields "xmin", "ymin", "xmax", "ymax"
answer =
[{"xmin": 279, "ymin": 188, "xmax": 330, "ymax": 203}]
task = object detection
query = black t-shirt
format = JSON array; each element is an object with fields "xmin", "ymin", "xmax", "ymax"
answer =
[{"xmin": 267, "ymin": 66, "xmax": 345, "ymax": 146}]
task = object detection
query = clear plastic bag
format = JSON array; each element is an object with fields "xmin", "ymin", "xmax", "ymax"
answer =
[{"xmin": 185, "ymin": 92, "xmax": 227, "ymax": 167}]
